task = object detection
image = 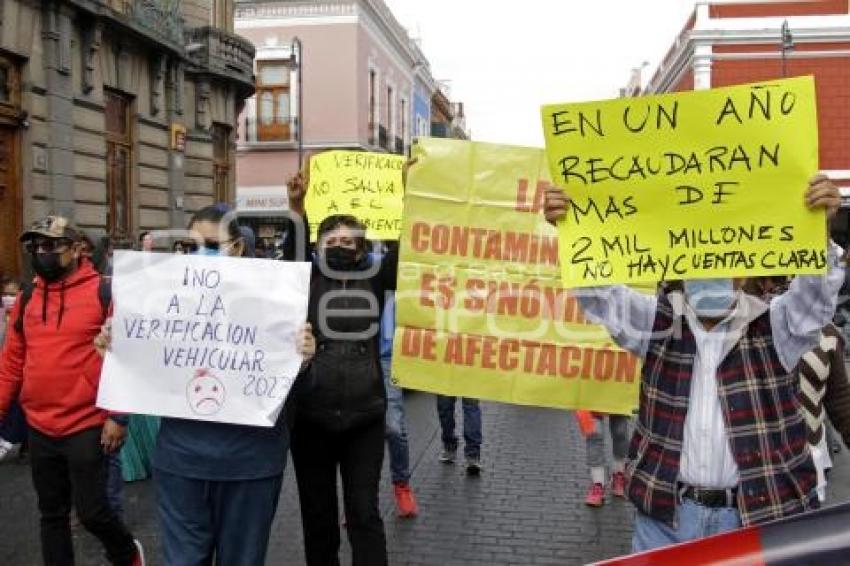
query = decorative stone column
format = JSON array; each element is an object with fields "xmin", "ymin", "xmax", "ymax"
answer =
[
  {"xmin": 693, "ymin": 43, "xmax": 712, "ymax": 90},
  {"xmin": 168, "ymin": 61, "xmax": 187, "ymax": 229},
  {"xmin": 41, "ymin": 0, "xmax": 75, "ymax": 217}
]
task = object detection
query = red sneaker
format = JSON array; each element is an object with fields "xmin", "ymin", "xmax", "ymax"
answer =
[
  {"xmin": 611, "ymin": 472, "xmax": 626, "ymax": 498},
  {"xmin": 393, "ymin": 482, "xmax": 419, "ymax": 518},
  {"xmin": 585, "ymin": 482, "xmax": 605, "ymax": 507}
]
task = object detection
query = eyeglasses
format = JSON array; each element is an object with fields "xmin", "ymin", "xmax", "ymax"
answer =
[
  {"xmin": 175, "ymin": 238, "xmax": 239, "ymax": 254},
  {"xmin": 23, "ymin": 238, "xmax": 73, "ymax": 254}
]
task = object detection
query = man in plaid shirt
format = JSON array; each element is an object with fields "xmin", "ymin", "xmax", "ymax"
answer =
[{"xmin": 544, "ymin": 175, "xmax": 844, "ymax": 552}]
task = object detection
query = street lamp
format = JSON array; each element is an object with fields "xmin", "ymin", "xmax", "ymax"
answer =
[
  {"xmin": 781, "ymin": 20, "xmax": 794, "ymax": 77},
  {"xmin": 291, "ymin": 36, "xmax": 303, "ymax": 170}
]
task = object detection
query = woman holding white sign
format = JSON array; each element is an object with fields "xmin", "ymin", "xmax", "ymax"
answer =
[
  {"xmin": 286, "ymin": 169, "xmax": 395, "ymax": 566},
  {"xmin": 96, "ymin": 204, "xmax": 317, "ymax": 566}
]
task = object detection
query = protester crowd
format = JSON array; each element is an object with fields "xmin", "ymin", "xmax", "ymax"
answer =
[{"xmin": 0, "ymin": 155, "xmax": 849, "ymax": 565}]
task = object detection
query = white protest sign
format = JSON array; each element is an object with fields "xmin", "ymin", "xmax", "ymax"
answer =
[{"xmin": 97, "ymin": 251, "xmax": 311, "ymax": 427}]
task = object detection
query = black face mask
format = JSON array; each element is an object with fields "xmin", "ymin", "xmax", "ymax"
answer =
[
  {"xmin": 323, "ymin": 246, "xmax": 359, "ymax": 272},
  {"xmin": 32, "ymin": 252, "xmax": 69, "ymax": 282}
]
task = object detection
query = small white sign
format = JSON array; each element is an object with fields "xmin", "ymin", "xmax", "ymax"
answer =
[
  {"xmin": 97, "ymin": 251, "xmax": 311, "ymax": 427},
  {"xmin": 236, "ymin": 189, "xmax": 288, "ymax": 213}
]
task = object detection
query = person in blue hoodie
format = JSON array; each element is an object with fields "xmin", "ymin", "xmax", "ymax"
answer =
[{"xmin": 97, "ymin": 204, "xmax": 315, "ymax": 565}]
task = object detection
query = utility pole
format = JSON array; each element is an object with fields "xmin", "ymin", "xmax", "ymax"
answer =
[
  {"xmin": 291, "ymin": 37, "xmax": 303, "ymax": 170},
  {"xmin": 781, "ymin": 20, "xmax": 794, "ymax": 77}
]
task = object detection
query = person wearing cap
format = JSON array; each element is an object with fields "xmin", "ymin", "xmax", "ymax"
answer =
[{"xmin": 0, "ymin": 216, "xmax": 144, "ymax": 565}]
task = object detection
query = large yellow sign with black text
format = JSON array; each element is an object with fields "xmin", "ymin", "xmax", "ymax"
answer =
[
  {"xmin": 541, "ymin": 76, "xmax": 822, "ymax": 288},
  {"xmin": 392, "ymin": 138, "xmax": 639, "ymax": 415}
]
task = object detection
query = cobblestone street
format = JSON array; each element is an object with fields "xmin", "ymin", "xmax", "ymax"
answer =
[{"xmin": 2, "ymin": 390, "xmax": 849, "ymax": 565}]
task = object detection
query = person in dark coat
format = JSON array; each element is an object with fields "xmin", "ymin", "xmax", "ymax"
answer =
[{"xmin": 286, "ymin": 168, "xmax": 395, "ymax": 566}]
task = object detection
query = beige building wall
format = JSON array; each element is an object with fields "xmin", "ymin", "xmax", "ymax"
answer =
[{"xmin": 0, "ymin": 0, "xmax": 254, "ymax": 266}]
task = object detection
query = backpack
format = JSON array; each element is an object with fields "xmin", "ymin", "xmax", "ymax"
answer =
[{"xmin": 13, "ymin": 276, "xmax": 112, "ymax": 337}]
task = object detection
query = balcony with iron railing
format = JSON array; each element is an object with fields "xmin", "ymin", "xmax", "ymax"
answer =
[
  {"xmin": 240, "ymin": 116, "xmax": 299, "ymax": 146},
  {"xmin": 185, "ymin": 26, "xmax": 256, "ymax": 95},
  {"xmin": 104, "ymin": 0, "xmax": 184, "ymax": 47}
]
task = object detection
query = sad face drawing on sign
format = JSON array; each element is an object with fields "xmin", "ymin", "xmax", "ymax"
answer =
[{"xmin": 186, "ymin": 368, "xmax": 226, "ymax": 416}]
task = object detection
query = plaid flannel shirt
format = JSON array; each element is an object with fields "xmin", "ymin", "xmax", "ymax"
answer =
[
  {"xmin": 576, "ymin": 243, "xmax": 845, "ymax": 526},
  {"xmin": 630, "ymin": 293, "xmax": 817, "ymax": 526}
]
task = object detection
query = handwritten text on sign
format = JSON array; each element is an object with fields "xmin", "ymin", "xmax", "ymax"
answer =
[
  {"xmin": 306, "ymin": 150, "xmax": 405, "ymax": 241},
  {"xmin": 97, "ymin": 251, "xmax": 311, "ymax": 427},
  {"xmin": 393, "ymin": 138, "xmax": 639, "ymax": 415},
  {"xmin": 541, "ymin": 76, "xmax": 823, "ymax": 287}
]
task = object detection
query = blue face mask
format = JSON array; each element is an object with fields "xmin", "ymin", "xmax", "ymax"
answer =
[
  {"xmin": 683, "ymin": 278, "xmax": 736, "ymax": 317},
  {"xmin": 193, "ymin": 247, "xmax": 222, "ymax": 257}
]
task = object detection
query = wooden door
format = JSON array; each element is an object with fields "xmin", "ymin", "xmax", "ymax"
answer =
[
  {"xmin": 105, "ymin": 90, "xmax": 133, "ymax": 240},
  {"xmin": 0, "ymin": 125, "xmax": 20, "ymax": 277},
  {"xmin": 212, "ymin": 124, "xmax": 231, "ymax": 203}
]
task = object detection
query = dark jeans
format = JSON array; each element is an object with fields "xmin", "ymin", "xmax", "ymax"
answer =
[
  {"xmin": 106, "ymin": 452, "xmax": 124, "ymax": 519},
  {"xmin": 291, "ymin": 417, "xmax": 388, "ymax": 566},
  {"xmin": 380, "ymin": 357, "xmax": 410, "ymax": 484},
  {"xmin": 0, "ymin": 399, "xmax": 27, "ymax": 444},
  {"xmin": 436, "ymin": 395, "xmax": 482, "ymax": 458},
  {"xmin": 154, "ymin": 469, "xmax": 283, "ymax": 566},
  {"xmin": 29, "ymin": 426, "xmax": 136, "ymax": 566}
]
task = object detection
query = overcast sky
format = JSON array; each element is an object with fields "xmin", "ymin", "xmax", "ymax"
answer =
[{"xmin": 383, "ymin": 1, "xmax": 700, "ymax": 148}]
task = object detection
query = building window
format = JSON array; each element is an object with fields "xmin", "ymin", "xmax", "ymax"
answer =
[
  {"xmin": 211, "ymin": 124, "xmax": 231, "ymax": 203},
  {"xmin": 105, "ymin": 90, "xmax": 133, "ymax": 239},
  {"xmin": 368, "ymin": 69, "xmax": 377, "ymax": 144},
  {"xmin": 0, "ymin": 55, "xmax": 20, "ymax": 112},
  {"xmin": 386, "ymin": 85, "xmax": 393, "ymax": 136},
  {"xmin": 399, "ymin": 98, "xmax": 407, "ymax": 154},
  {"xmin": 0, "ymin": 68, "xmax": 9, "ymax": 105},
  {"xmin": 255, "ymin": 60, "xmax": 291, "ymax": 141},
  {"xmin": 0, "ymin": 55, "xmax": 20, "ymax": 277},
  {"xmin": 382, "ymin": 84, "xmax": 393, "ymax": 150}
]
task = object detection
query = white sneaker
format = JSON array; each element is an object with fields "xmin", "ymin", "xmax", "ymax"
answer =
[
  {"xmin": 0, "ymin": 439, "xmax": 20, "ymax": 462},
  {"xmin": 438, "ymin": 448, "xmax": 457, "ymax": 464},
  {"xmin": 132, "ymin": 539, "xmax": 146, "ymax": 566}
]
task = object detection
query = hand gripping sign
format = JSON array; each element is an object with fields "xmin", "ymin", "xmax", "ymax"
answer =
[
  {"xmin": 97, "ymin": 251, "xmax": 311, "ymax": 427},
  {"xmin": 541, "ymin": 76, "xmax": 823, "ymax": 288}
]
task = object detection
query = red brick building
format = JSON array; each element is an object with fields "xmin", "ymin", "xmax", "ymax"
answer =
[{"xmin": 645, "ymin": 0, "xmax": 850, "ymax": 228}]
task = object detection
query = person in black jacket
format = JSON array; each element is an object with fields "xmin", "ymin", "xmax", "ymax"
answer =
[{"xmin": 287, "ymin": 169, "xmax": 395, "ymax": 566}]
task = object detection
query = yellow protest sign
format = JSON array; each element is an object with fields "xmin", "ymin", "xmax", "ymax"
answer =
[
  {"xmin": 393, "ymin": 138, "xmax": 639, "ymax": 415},
  {"xmin": 306, "ymin": 150, "xmax": 405, "ymax": 240},
  {"xmin": 541, "ymin": 76, "xmax": 822, "ymax": 288}
]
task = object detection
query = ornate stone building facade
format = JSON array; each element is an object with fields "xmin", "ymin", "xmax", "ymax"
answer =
[{"xmin": 0, "ymin": 0, "xmax": 255, "ymax": 277}]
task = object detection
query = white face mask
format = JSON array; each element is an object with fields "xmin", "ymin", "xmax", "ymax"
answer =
[
  {"xmin": 683, "ymin": 278, "xmax": 736, "ymax": 317},
  {"xmin": 1, "ymin": 295, "xmax": 14, "ymax": 311}
]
